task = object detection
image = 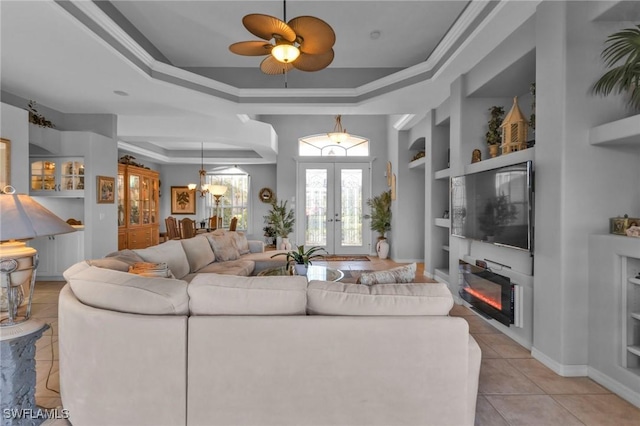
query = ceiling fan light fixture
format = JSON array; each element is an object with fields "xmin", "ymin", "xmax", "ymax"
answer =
[{"xmin": 271, "ymin": 43, "xmax": 300, "ymax": 63}]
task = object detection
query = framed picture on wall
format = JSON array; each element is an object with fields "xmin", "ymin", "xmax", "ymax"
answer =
[
  {"xmin": 171, "ymin": 186, "xmax": 196, "ymax": 214},
  {"xmin": 0, "ymin": 138, "xmax": 10, "ymax": 190},
  {"xmin": 96, "ymin": 176, "xmax": 115, "ymax": 204}
]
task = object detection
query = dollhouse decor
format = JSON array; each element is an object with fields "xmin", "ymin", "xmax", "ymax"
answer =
[{"xmin": 500, "ymin": 97, "xmax": 529, "ymax": 154}]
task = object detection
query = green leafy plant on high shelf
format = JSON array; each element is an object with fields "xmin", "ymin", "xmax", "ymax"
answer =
[{"xmin": 592, "ymin": 24, "xmax": 640, "ymax": 111}]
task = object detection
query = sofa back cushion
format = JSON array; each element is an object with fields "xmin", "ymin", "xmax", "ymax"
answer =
[
  {"xmin": 134, "ymin": 240, "xmax": 190, "ymax": 279},
  {"xmin": 307, "ymin": 281, "xmax": 453, "ymax": 316},
  {"xmin": 206, "ymin": 234, "xmax": 241, "ymax": 262},
  {"xmin": 63, "ymin": 261, "xmax": 189, "ymax": 315},
  {"xmin": 229, "ymin": 231, "xmax": 250, "ymax": 255},
  {"xmin": 180, "ymin": 236, "xmax": 215, "ymax": 272},
  {"xmin": 188, "ymin": 273, "xmax": 307, "ymax": 315}
]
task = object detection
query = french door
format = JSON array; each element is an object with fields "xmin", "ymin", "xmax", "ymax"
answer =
[{"xmin": 298, "ymin": 163, "xmax": 371, "ymax": 255}]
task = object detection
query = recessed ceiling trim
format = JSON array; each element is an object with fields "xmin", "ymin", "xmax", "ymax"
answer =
[{"xmin": 59, "ymin": 0, "xmax": 499, "ymax": 105}]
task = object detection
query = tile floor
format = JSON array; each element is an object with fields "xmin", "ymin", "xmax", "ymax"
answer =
[{"xmin": 20, "ymin": 258, "xmax": 640, "ymax": 425}]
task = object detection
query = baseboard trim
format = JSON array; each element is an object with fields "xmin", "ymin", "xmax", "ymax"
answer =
[
  {"xmin": 588, "ymin": 367, "xmax": 640, "ymax": 408},
  {"xmin": 531, "ymin": 347, "xmax": 588, "ymax": 377},
  {"xmin": 392, "ymin": 258, "xmax": 424, "ymax": 264}
]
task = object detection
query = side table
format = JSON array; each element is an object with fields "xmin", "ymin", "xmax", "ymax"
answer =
[{"xmin": 0, "ymin": 320, "xmax": 49, "ymax": 426}]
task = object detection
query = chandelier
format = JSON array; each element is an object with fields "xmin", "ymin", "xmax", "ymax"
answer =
[
  {"xmin": 327, "ymin": 115, "xmax": 349, "ymax": 143},
  {"xmin": 188, "ymin": 143, "xmax": 227, "ymax": 199},
  {"xmin": 299, "ymin": 115, "xmax": 369, "ymax": 156}
]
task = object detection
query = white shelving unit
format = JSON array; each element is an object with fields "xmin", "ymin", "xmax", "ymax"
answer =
[
  {"xmin": 464, "ymin": 147, "xmax": 535, "ymax": 176},
  {"xmin": 589, "ymin": 114, "xmax": 640, "ymax": 146},
  {"xmin": 628, "ymin": 275, "xmax": 640, "ymax": 365},
  {"xmin": 434, "ymin": 268, "xmax": 450, "ymax": 284},
  {"xmin": 434, "ymin": 218, "xmax": 451, "ymax": 228},
  {"xmin": 408, "ymin": 157, "xmax": 426, "ymax": 169},
  {"xmin": 434, "ymin": 168, "xmax": 450, "ymax": 180}
]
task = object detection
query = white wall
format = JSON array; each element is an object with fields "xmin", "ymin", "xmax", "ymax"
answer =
[{"xmin": 0, "ymin": 102, "xmax": 29, "ymax": 192}]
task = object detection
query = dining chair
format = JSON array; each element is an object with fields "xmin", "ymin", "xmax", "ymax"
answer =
[
  {"xmin": 229, "ymin": 217, "xmax": 238, "ymax": 231},
  {"xmin": 208, "ymin": 215, "xmax": 218, "ymax": 231},
  {"xmin": 180, "ymin": 218, "xmax": 196, "ymax": 239},
  {"xmin": 165, "ymin": 217, "xmax": 181, "ymax": 240}
]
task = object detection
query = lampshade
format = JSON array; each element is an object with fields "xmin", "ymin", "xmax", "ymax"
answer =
[
  {"xmin": 0, "ymin": 193, "xmax": 76, "ymax": 242},
  {"xmin": 327, "ymin": 115, "xmax": 350, "ymax": 143},
  {"xmin": 209, "ymin": 185, "xmax": 227, "ymax": 197},
  {"xmin": 271, "ymin": 43, "xmax": 300, "ymax": 63}
]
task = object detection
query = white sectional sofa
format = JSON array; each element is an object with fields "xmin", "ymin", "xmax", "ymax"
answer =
[{"xmin": 58, "ymin": 234, "xmax": 482, "ymax": 426}]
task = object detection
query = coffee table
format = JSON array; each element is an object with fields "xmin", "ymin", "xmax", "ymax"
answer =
[{"xmin": 257, "ymin": 265, "xmax": 344, "ymax": 281}]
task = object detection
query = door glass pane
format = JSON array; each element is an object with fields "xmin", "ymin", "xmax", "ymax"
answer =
[
  {"xmin": 305, "ymin": 169, "xmax": 327, "ymax": 246},
  {"xmin": 117, "ymin": 174, "xmax": 125, "ymax": 226},
  {"xmin": 341, "ymin": 169, "xmax": 363, "ymax": 246},
  {"xmin": 129, "ymin": 176, "xmax": 140, "ymax": 225}
]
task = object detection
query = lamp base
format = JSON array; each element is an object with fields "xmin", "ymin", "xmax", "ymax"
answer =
[{"xmin": 0, "ymin": 242, "xmax": 37, "ymax": 326}]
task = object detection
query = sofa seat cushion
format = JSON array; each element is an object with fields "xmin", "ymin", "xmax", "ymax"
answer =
[
  {"xmin": 134, "ymin": 240, "xmax": 190, "ymax": 279},
  {"xmin": 357, "ymin": 262, "xmax": 417, "ymax": 285},
  {"xmin": 181, "ymin": 235, "xmax": 215, "ymax": 273},
  {"xmin": 188, "ymin": 273, "xmax": 308, "ymax": 315},
  {"xmin": 63, "ymin": 261, "xmax": 189, "ymax": 315},
  {"xmin": 307, "ymin": 281, "xmax": 453, "ymax": 316},
  {"xmin": 195, "ymin": 260, "xmax": 255, "ymax": 276}
]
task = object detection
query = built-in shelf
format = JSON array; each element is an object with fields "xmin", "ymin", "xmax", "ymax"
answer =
[
  {"xmin": 630, "ymin": 277, "xmax": 640, "ymax": 286},
  {"xmin": 589, "ymin": 114, "xmax": 640, "ymax": 146},
  {"xmin": 434, "ymin": 268, "xmax": 450, "ymax": 284},
  {"xmin": 464, "ymin": 147, "xmax": 535, "ymax": 176},
  {"xmin": 628, "ymin": 346, "xmax": 640, "ymax": 357},
  {"xmin": 434, "ymin": 168, "xmax": 450, "ymax": 180},
  {"xmin": 408, "ymin": 136, "xmax": 426, "ymax": 151},
  {"xmin": 631, "ymin": 313, "xmax": 640, "ymax": 321},
  {"xmin": 409, "ymin": 157, "xmax": 426, "ymax": 169},
  {"xmin": 442, "ymin": 245, "xmax": 450, "ymax": 252},
  {"xmin": 435, "ymin": 218, "xmax": 451, "ymax": 228}
]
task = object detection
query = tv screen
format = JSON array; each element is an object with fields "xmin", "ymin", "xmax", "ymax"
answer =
[{"xmin": 451, "ymin": 161, "xmax": 533, "ymax": 251}]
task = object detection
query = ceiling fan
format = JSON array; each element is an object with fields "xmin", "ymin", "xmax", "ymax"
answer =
[{"xmin": 229, "ymin": 0, "xmax": 336, "ymax": 75}]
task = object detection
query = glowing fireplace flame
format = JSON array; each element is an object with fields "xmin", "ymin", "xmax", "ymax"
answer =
[{"xmin": 463, "ymin": 287, "xmax": 502, "ymax": 310}]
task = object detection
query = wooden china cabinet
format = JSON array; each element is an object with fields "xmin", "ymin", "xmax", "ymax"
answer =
[{"xmin": 117, "ymin": 164, "xmax": 160, "ymax": 250}]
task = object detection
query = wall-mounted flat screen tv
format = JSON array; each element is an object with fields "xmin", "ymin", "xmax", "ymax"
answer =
[{"xmin": 451, "ymin": 161, "xmax": 533, "ymax": 252}]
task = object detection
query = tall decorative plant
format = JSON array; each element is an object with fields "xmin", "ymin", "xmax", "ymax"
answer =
[
  {"xmin": 592, "ymin": 25, "xmax": 640, "ymax": 111},
  {"xmin": 486, "ymin": 106, "xmax": 505, "ymax": 158},
  {"xmin": 366, "ymin": 190, "xmax": 392, "ymax": 239},
  {"xmin": 264, "ymin": 198, "xmax": 295, "ymax": 238}
]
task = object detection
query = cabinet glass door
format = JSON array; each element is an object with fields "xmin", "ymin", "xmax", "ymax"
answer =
[
  {"xmin": 151, "ymin": 179, "xmax": 158, "ymax": 224},
  {"xmin": 142, "ymin": 177, "xmax": 151, "ymax": 224},
  {"xmin": 117, "ymin": 173, "xmax": 125, "ymax": 227},
  {"xmin": 129, "ymin": 175, "xmax": 140, "ymax": 225},
  {"xmin": 60, "ymin": 160, "xmax": 84, "ymax": 191},
  {"xmin": 31, "ymin": 160, "xmax": 57, "ymax": 192}
]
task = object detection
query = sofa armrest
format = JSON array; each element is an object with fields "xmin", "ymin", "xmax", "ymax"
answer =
[{"xmin": 248, "ymin": 240, "xmax": 265, "ymax": 253}]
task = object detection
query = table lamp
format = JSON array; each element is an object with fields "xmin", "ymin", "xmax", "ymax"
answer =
[{"xmin": 0, "ymin": 186, "xmax": 76, "ymax": 328}]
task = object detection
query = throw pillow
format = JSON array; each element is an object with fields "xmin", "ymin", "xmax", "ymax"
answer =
[
  {"xmin": 104, "ymin": 249, "xmax": 145, "ymax": 266},
  {"xmin": 128, "ymin": 262, "xmax": 171, "ymax": 278},
  {"xmin": 88, "ymin": 258, "xmax": 131, "ymax": 272},
  {"xmin": 229, "ymin": 231, "xmax": 250, "ymax": 255},
  {"xmin": 206, "ymin": 234, "xmax": 241, "ymax": 262},
  {"xmin": 357, "ymin": 263, "xmax": 417, "ymax": 285},
  {"xmin": 180, "ymin": 235, "xmax": 215, "ymax": 272}
]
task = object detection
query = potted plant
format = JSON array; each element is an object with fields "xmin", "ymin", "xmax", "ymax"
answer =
[
  {"xmin": 592, "ymin": 24, "xmax": 640, "ymax": 111},
  {"xmin": 366, "ymin": 190, "xmax": 392, "ymax": 259},
  {"xmin": 271, "ymin": 245, "xmax": 327, "ymax": 275},
  {"xmin": 264, "ymin": 198, "xmax": 295, "ymax": 249},
  {"xmin": 477, "ymin": 194, "xmax": 517, "ymax": 241},
  {"xmin": 262, "ymin": 224, "xmax": 277, "ymax": 247},
  {"xmin": 485, "ymin": 106, "xmax": 505, "ymax": 158}
]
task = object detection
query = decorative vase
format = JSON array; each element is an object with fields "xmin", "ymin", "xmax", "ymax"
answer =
[
  {"xmin": 280, "ymin": 237, "xmax": 292, "ymax": 250},
  {"xmin": 376, "ymin": 238, "xmax": 389, "ymax": 259},
  {"xmin": 294, "ymin": 264, "xmax": 308, "ymax": 276},
  {"xmin": 488, "ymin": 144, "xmax": 499, "ymax": 158},
  {"xmin": 0, "ymin": 285, "xmax": 24, "ymax": 313}
]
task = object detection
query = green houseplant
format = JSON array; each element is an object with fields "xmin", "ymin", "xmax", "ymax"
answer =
[
  {"xmin": 592, "ymin": 24, "xmax": 640, "ymax": 111},
  {"xmin": 486, "ymin": 106, "xmax": 505, "ymax": 158},
  {"xmin": 271, "ymin": 245, "xmax": 327, "ymax": 275},
  {"xmin": 366, "ymin": 190, "xmax": 392, "ymax": 259},
  {"xmin": 264, "ymin": 198, "xmax": 295, "ymax": 249}
]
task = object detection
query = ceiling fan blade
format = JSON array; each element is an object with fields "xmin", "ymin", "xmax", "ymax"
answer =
[
  {"xmin": 288, "ymin": 16, "xmax": 336, "ymax": 54},
  {"xmin": 292, "ymin": 49, "xmax": 334, "ymax": 72},
  {"xmin": 229, "ymin": 41, "xmax": 272, "ymax": 56},
  {"xmin": 260, "ymin": 56, "xmax": 294, "ymax": 75},
  {"xmin": 243, "ymin": 14, "xmax": 296, "ymax": 42}
]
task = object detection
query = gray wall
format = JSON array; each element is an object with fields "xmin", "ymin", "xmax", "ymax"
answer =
[
  {"xmin": 158, "ymin": 163, "xmax": 276, "ymax": 241},
  {"xmin": 260, "ymin": 115, "xmax": 389, "ymax": 253}
]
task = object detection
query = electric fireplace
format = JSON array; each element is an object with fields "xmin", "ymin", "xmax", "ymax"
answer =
[{"xmin": 458, "ymin": 260, "xmax": 520, "ymax": 327}]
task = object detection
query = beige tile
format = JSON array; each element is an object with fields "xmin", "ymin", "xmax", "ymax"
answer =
[
  {"xmin": 479, "ymin": 359, "xmax": 544, "ymax": 395},
  {"xmin": 465, "ymin": 315, "xmax": 501, "ymax": 334},
  {"xmin": 474, "ymin": 336, "xmax": 502, "ymax": 359},
  {"xmin": 475, "ymin": 333, "xmax": 532, "ymax": 359},
  {"xmin": 450, "ymin": 303, "xmax": 476, "ymax": 317},
  {"xmin": 31, "ymin": 304, "xmax": 60, "ymax": 319},
  {"xmin": 36, "ymin": 397, "xmax": 63, "ymax": 410},
  {"xmin": 554, "ymin": 394, "xmax": 640, "ymax": 426},
  {"xmin": 475, "ymin": 395, "xmax": 509, "ymax": 426},
  {"xmin": 508, "ymin": 359, "xmax": 610, "ymax": 395},
  {"xmin": 486, "ymin": 395, "xmax": 584, "ymax": 425},
  {"xmin": 35, "ymin": 339, "xmax": 58, "ymax": 361}
]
